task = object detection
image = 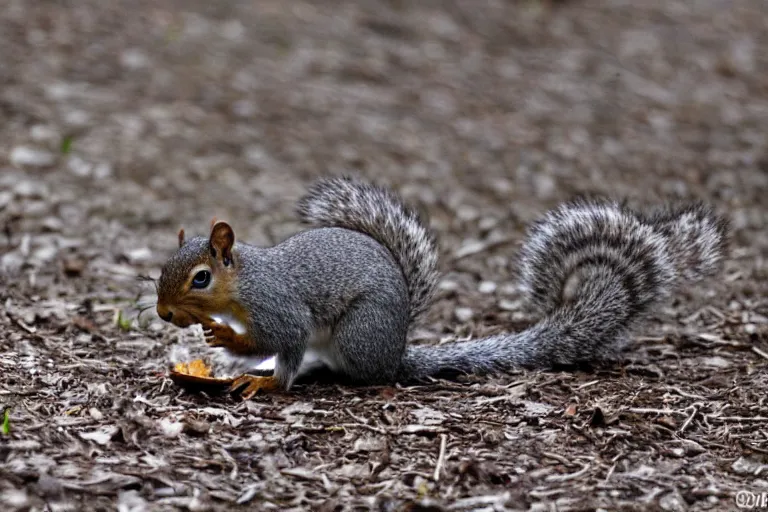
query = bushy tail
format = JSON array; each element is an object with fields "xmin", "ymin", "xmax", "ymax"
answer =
[
  {"xmin": 632, "ymin": 201, "xmax": 730, "ymax": 283},
  {"xmin": 398, "ymin": 198, "xmax": 729, "ymax": 382},
  {"xmin": 296, "ymin": 176, "xmax": 439, "ymax": 324}
]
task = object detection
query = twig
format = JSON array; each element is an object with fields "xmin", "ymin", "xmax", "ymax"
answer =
[
  {"xmin": 741, "ymin": 441, "xmax": 768, "ymax": 455},
  {"xmin": 6, "ymin": 312, "xmax": 38, "ymax": 335},
  {"xmin": 451, "ymin": 236, "xmax": 515, "ymax": 261},
  {"xmin": 693, "ymin": 333, "xmax": 746, "ymax": 347},
  {"xmin": 542, "ymin": 452, "xmax": 576, "ymax": 468},
  {"xmin": 218, "ymin": 447, "xmax": 238, "ymax": 481},
  {"xmin": 545, "ymin": 464, "xmax": 591, "ymax": 482},
  {"xmin": 752, "ymin": 346, "xmax": 768, "ymax": 361},
  {"xmin": 433, "ymin": 434, "xmax": 448, "ymax": 481},
  {"xmin": 705, "ymin": 415, "xmax": 768, "ymax": 423},
  {"xmin": 475, "ymin": 394, "xmax": 520, "ymax": 405},
  {"xmin": 339, "ymin": 423, "xmax": 388, "ymax": 435},
  {"xmin": 281, "ymin": 468, "xmax": 324, "ymax": 482},
  {"xmin": 577, "ymin": 379, "xmax": 600, "ymax": 390},
  {"xmin": 345, "ymin": 408, "xmax": 368, "ymax": 424},
  {"xmin": 677, "ymin": 405, "xmax": 699, "ymax": 435},
  {"xmin": 625, "ymin": 407, "xmax": 689, "ymax": 417},
  {"xmin": 706, "ymin": 306, "xmax": 726, "ymax": 319},
  {"xmin": 666, "ymin": 386, "xmax": 709, "ymax": 400},
  {"xmin": 399, "ymin": 425, "xmax": 447, "ymax": 435}
]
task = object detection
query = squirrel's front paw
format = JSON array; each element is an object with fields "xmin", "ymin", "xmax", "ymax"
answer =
[
  {"xmin": 202, "ymin": 321, "xmax": 237, "ymax": 349},
  {"xmin": 229, "ymin": 374, "xmax": 279, "ymax": 400}
]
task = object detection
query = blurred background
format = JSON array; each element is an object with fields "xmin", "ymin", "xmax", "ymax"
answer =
[{"xmin": 2, "ymin": 0, "xmax": 766, "ymax": 272}]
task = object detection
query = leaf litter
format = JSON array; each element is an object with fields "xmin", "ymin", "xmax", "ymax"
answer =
[{"xmin": 1, "ymin": 0, "xmax": 767, "ymax": 510}]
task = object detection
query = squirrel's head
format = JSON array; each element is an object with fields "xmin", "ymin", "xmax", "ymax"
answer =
[{"xmin": 156, "ymin": 220, "xmax": 240, "ymax": 328}]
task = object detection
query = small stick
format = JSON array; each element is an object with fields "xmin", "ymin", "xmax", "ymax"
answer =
[
  {"xmin": 705, "ymin": 415, "xmax": 768, "ymax": 422},
  {"xmin": 545, "ymin": 464, "xmax": 590, "ymax": 482},
  {"xmin": 345, "ymin": 408, "xmax": 367, "ymax": 424},
  {"xmin": 577, "ymin": 380, "xmax": 600, "ymax": 390},
  {"xmin": 338, "ymin": 423, "xmax": 388, "ymax": 435},
  {"xmin": 219, "ymin": 447, "xmax": 239, "ymax": 481},
  {"xmin": 542, "ymin": 451, "xmax": 576, "ymax": 467},
  {"xmin": 677, "ymin": 405, "xmax": 699, "ymax": 435},
  {"xmin": 752, "ymin": 346, "xmax": 768, "ymax": 361},
  {"xmin": 7, "ymin": 312, "xmax": 36, "ymax": 334},
  {"xmin": 625, "ymin": 407, "xmax": 689, "ymax": 417},
  {"xmin": 433, "ymin": 434, "xmax": 448, "ymax": 481},
  {"xmin": 666, "ymin": 386, "xmax": 708, "ymax": 400}
]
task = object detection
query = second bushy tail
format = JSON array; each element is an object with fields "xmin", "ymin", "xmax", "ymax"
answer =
[{"xmin": 398, "ymin": 197, "xmax": 729, "ymax": 381}]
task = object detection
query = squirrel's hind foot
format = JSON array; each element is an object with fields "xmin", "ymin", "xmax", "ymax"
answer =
[{"xmin": 229, "ymin": 374, "xmax": 280, "ymax": 400}]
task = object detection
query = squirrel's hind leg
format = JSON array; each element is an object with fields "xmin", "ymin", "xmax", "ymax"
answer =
[{"xmin": 332, "ymin": 297, "xmax": 409, "ymax": 385}]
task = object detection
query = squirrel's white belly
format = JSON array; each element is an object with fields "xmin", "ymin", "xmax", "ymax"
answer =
[
  {"xmin": 297, "ymin": 326, "xmax": 341, "ymax": 376},
  {"xmin": 210, "ymin": 314, "xmax": 276, "ymax": 371},
  {"xmin": 211, "ymin": 315, "xmax": 338, "ymax": 376}
]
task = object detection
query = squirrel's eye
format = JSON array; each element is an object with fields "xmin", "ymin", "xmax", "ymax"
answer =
[{"xmin": 191, "ymin": 270, "xmax": 211, "ymax": 289}]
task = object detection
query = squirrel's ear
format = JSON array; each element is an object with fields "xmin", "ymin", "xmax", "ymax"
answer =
[
  {"xmin": 178, "ymin": 228, "xmax": 185, "ymax": 248},
  {"xmin": 209, "ymin": 221, "xmax": 235, "ymax": 266}
]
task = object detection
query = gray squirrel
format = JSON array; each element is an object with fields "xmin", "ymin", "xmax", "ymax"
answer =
[{"xmin": 156, "ymin": 176, "xmax": 729, "ymax": 398}]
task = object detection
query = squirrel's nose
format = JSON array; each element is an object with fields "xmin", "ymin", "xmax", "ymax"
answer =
[{"xmin": 157, "ymin": 305, "xmax": 173, "ymax": 322}]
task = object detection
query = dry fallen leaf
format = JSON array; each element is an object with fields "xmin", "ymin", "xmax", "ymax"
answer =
[
  {"xmin": 62, "ymin": 257, "xmax": 87, "ymax": 277},
  {"xmin": 72, "ymin": 316, "xmax": 98, "ymax": 333}
]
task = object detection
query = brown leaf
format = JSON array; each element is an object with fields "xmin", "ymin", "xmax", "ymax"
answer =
[
  {"xmin": 62, "ymin": 257, "xmax": 87, "ymax": 277},
  {"xmin": 72, "ymin": 315, "xmax": 98, "ymax": 333}
]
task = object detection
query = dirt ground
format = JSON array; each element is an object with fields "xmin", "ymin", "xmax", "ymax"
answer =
[{"xmin": 1, "ymin": 1, "xmax": 767, "ymax": 510}]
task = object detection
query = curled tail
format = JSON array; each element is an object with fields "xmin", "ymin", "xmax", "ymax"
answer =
[
  {"xmin": 398, "ymin": 197, "xmax": 729, "ymax": 381},
  {"xmin": 296, "ymin": 176, "xmax": 439, "ymax": 323},
  {"xmin": 516, "ymin": 198, "xmax": 729, "ymax": 316}
]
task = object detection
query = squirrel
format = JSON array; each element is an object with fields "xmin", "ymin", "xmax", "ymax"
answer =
[{"xmin": 156, "ymin": 176, "xmax": 729, "ymax": 399}]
